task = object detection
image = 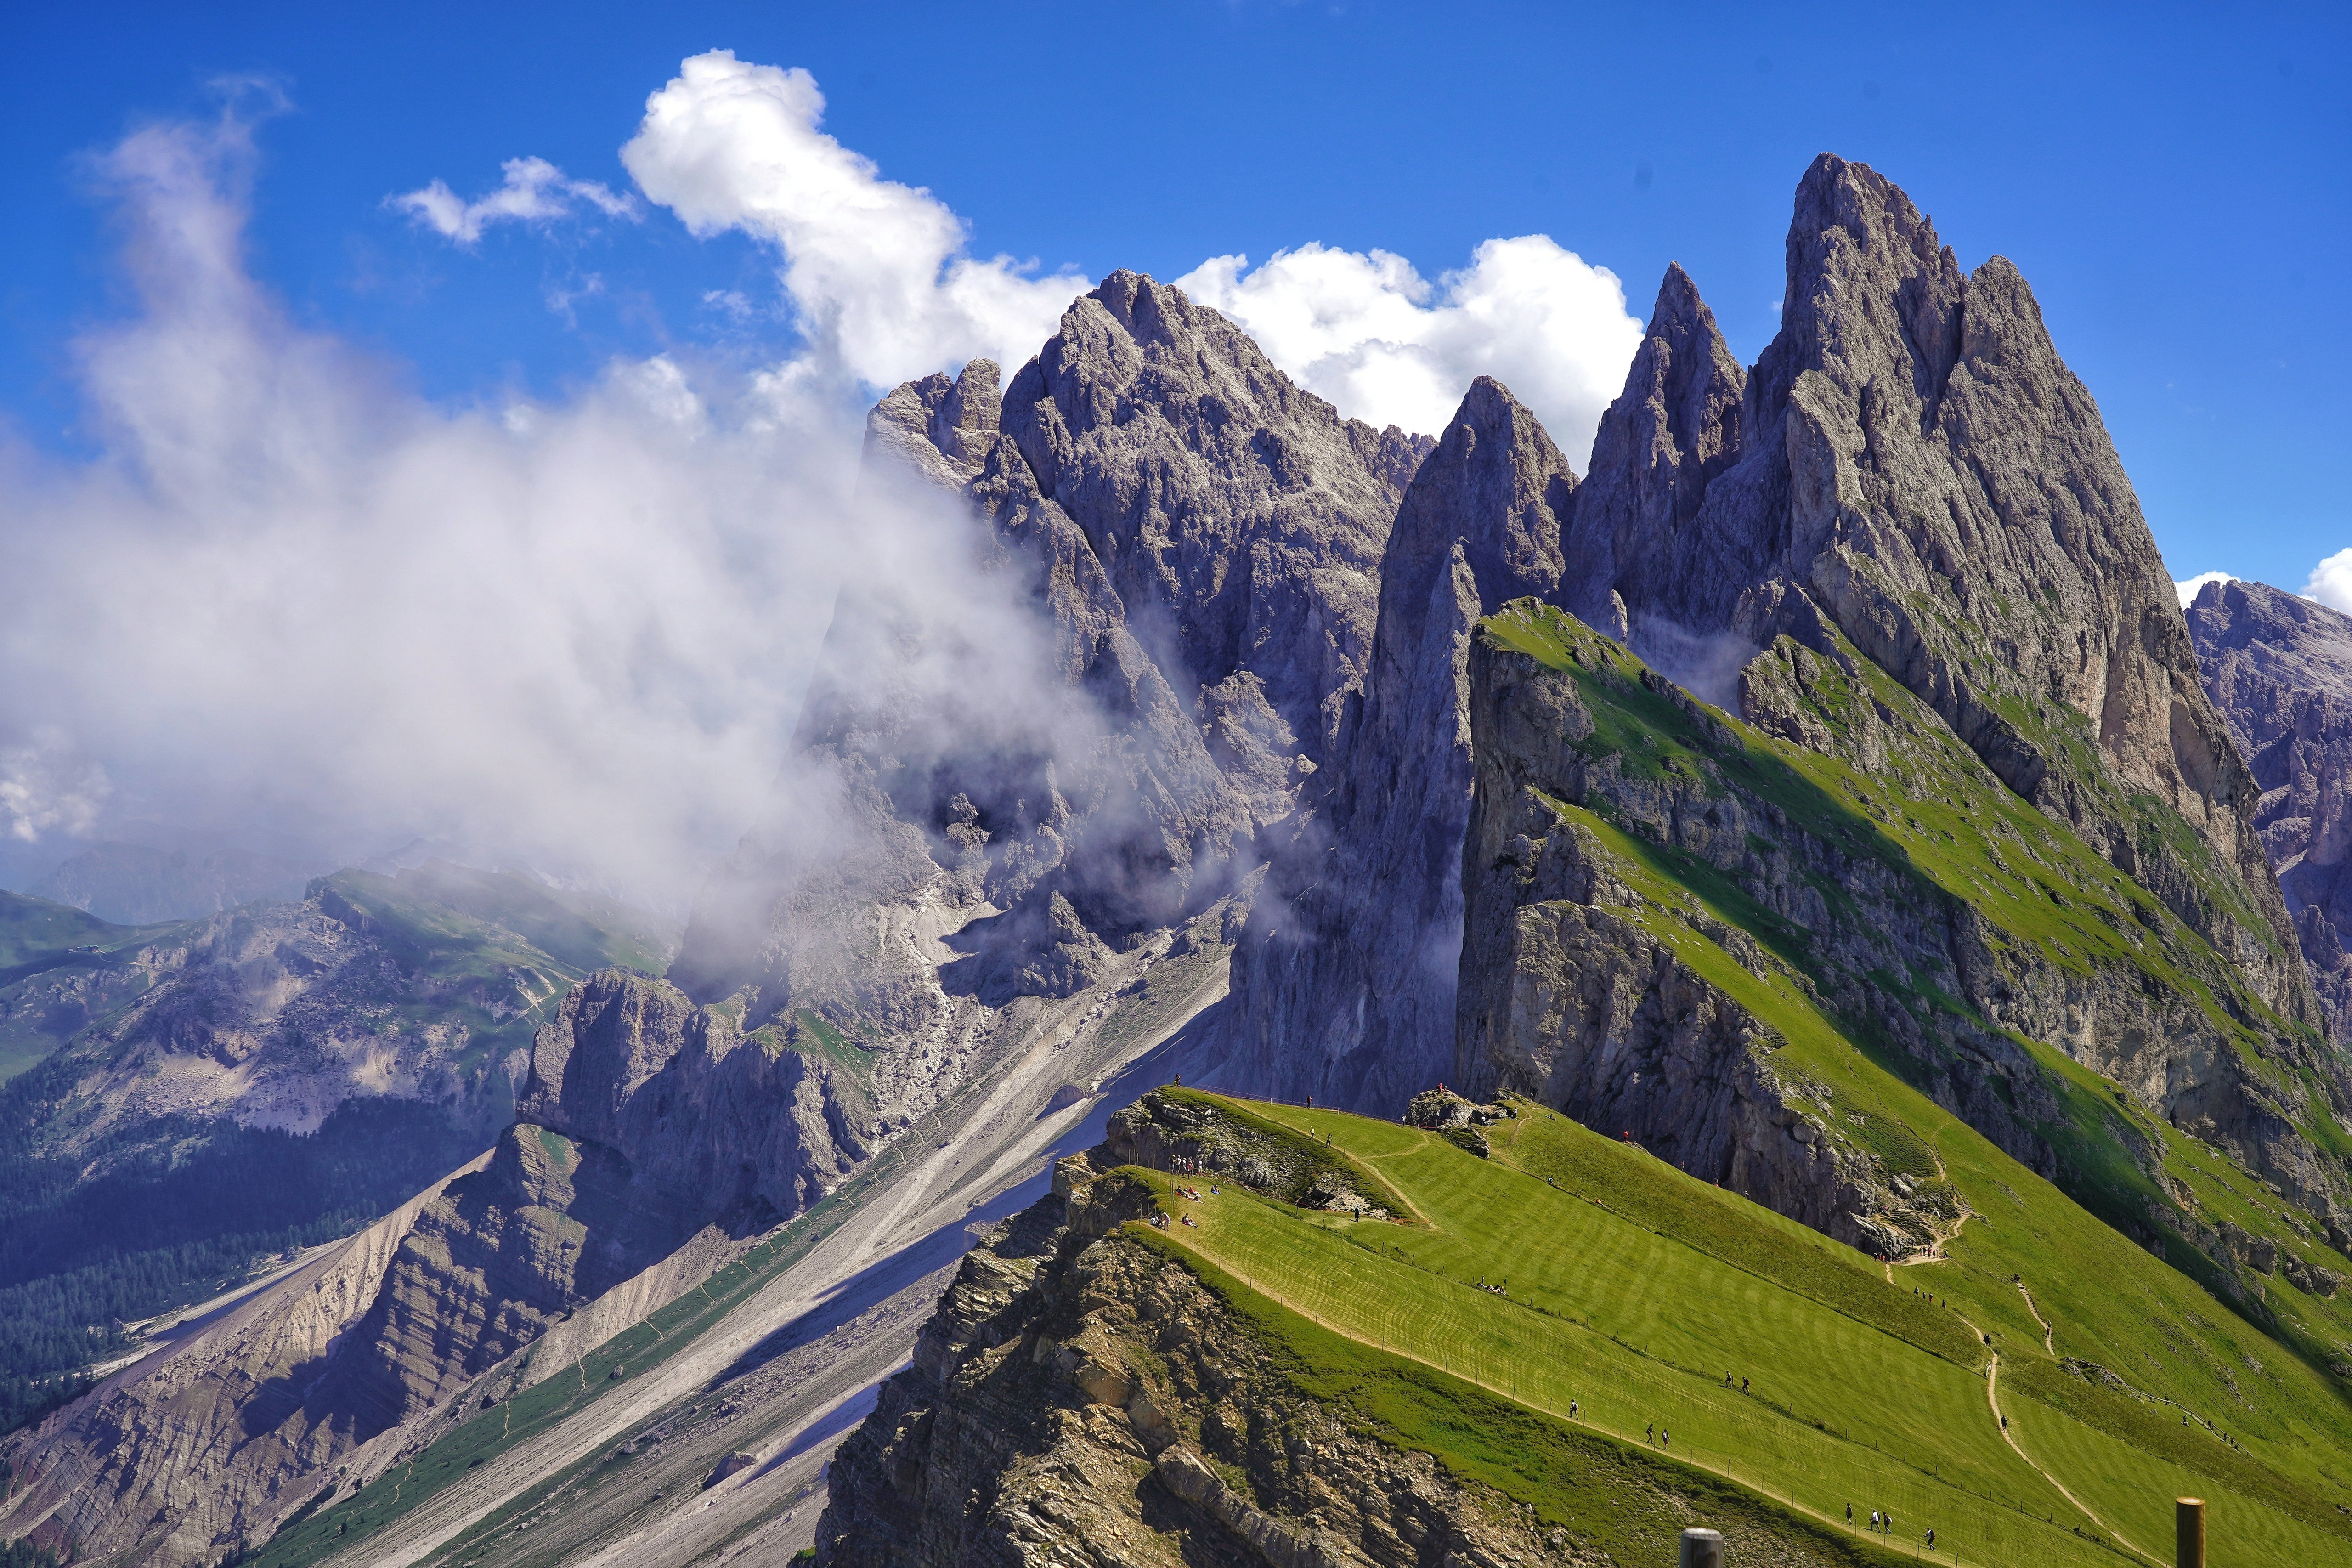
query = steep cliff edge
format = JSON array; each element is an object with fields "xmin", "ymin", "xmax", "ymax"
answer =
[
  {"xmin": 2187, "ymin": 577, "xmax": 2352, "ymax": 1048},
  {"xmin": 1459, "ymin": 600, "xmax": 2352, "ymax": 1268},
  {"xmin": 817, "ymin": 1098, "xmax": 1885, "ymax": 1568},
  {"xmin": 1224, "ymin": 377, "xmax": 1576, "ymax": 1111},
  {"xmin": 1567, "ymin": 157, "xmax": 2308, "ymax": 1036}
]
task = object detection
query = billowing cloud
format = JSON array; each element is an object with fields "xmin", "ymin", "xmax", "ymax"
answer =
[
  {"xmin": 1177, "ymin": 237, "xmax": 1646, "ymax": 461},
  {"xmin": 2305, "ymin": 553, "xmax": 2352, "ymax": 612},
  {"xmin": 0, "ymin": 103, "xmax": 1075, "ymax": 911},
  {"xmin": 390, "ymin": 155, "xmax": 638, "ymax": 244},
  {"xmin": 2174, "ymin": 571, "xmax": 2234, "ymax": 609},
  {"xmin": 11, "ymin": 53, "xmax": 1669, "ymax": 912},
  {"xmin": 617, "ymin": 51, "xmax": 1089, "ymax": 389}
]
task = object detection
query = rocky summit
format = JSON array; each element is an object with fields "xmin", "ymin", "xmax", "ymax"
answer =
[{"xmin": 8, "ymin": 155, "xmax": 2352, "ymax": 1568}]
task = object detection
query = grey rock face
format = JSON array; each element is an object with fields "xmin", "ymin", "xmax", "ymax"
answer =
[
  {"xmin": 1223, "ymin": 377, "xmax": 1575, "ymax": 1110},
  {"xmin": 2187, "ymin": 577, "xmax": 2352, "ymax": 1043},
  {"xmin": 1569, "ymin": 156, "xmax": 2306, "ymax": 1024},
  {"xmin": 681, "ymin": 272, "xmax": 1426, "ymax": 1039}
]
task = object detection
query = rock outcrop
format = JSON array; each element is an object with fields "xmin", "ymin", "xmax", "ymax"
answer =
[
  {"xmin": 817, "ymin": 1133, "xmax": 1862, "ymax": 1568},
  {"xmin": 2187, "ymin": 577, "xmax": 2352, "ymax": 1045},
  {"xmin": 1222, "ymin": 379, "xmax": 1577, "ymax": 1111}
]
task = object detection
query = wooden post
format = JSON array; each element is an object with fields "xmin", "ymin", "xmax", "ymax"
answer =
[
  {"xmin": 2176, "ymin": 1497, "xmax": 2205, "ymax": 1568},
  {"xmin": 1679, "ymin": 1527, "xmax": 1724, "ymax": 1568}
]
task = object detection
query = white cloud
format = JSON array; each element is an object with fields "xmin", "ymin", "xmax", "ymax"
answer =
[
  {"xmin": 617, "ymin": 51, "xmax": 1088, "ymax": 389},
  {"xmin": 390, "ymin": 155, "xmax": 638, "ymax": 244},
  {"xmin": 2175, "ymin": 571, "xmax": 2234, "ymax": 609},
  {"xmin": 0, "ymin": 104, "xmax": 1083, "ymax": 910},
  {"xmin": 0, "ymin": 732, "xmax": 110, "ymax": 844},
  {"xmin": 2305, "ymin": 553, "xmax": 2352, "ymax": 612},
  {"xmin": 1176, "ymin": 237, "xmax": 1646, "ymax": 462}
]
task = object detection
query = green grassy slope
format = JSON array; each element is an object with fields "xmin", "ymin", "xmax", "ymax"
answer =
[
  {"xmin": 0, "ymin": 890, "xmax": 146, "ymax": 970},
  {"xmin": 1476, "ymin": 604, "xmax": 2352, "ymax": 1370},
  {"xmin": 1131, "ymin": 1090, "xmax": 2352, "ymax": 1567},
  {"xmin": 0, "ymin": 894, "xmax": 185, "ymax": 1083}
]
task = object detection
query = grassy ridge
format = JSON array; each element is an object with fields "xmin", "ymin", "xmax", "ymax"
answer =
[
  {"xmin": 1479, "ymin": 605, "xmax": 2352, "ymax": 1398},
  {"xmin": 1128, "ymin": 1092, "xmax": 2352, "ymax": 1568}
]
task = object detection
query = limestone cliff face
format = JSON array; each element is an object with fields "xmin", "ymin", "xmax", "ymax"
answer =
[
  {"xmin": 1224, "ymin": 378, "xmax": 1576, "ymax": 1111},
  {"xmin": 323, "ymin": 971, "xmax": 874, "ymax": 1437},
  {"xmin": 2187, "ymin": 577, "xmax": 2352, "ymax": 1047},
  {"xmin": 1568, "ymin": 157, "xmax": 2307, "ymax": 1027},
  {"xmin": 681, "ymin": 272, "xmax": 1427, "ymax": 1070},
  {"xmin": 1457, "ymin": 619, "xmax": 1967, "ymax": 1256},
  {"xmin": 0, "ymin": 1160, "xmax": 483, "ymax": 1568},
  {"xmin": 0, "ymin": 969, "xmax": 869, "ymax": 1568},
  {"xmin": 1457, "ymin": 603, "xmax": 2352, "ymax": 1257}
]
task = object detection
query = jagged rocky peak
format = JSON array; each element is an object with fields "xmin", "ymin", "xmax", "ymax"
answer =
[
  {"xmin": 2188, "ymin": 577, "xmax": 2352, "ymax": 1044},
  {"xmin": 1000, "ymin": 268, "xmax": 1430, "ymax": 759},
  {"xmin": 1222, "ymin": 374, "xmax": 1577, "ymax": 1111},
  {"xmin": 1570, "ymin": 153, "xmax": 2305, "ymax": 1019},
  {"xmin": 1570, "ymin": 260, "xmax": 1744, "ymax": 633},
  {"xmin": 863, "ymin": 356, "xmax": 1005, "ymax": 488}
]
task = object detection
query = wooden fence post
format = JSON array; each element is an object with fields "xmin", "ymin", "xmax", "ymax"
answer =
[{"xmin": 2175, "ymin": 1498, "xmax": 2204, "ymax": 1568}]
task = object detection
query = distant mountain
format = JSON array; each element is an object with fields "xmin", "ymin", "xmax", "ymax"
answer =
[
  {"xmin": 27, "ymin": 841, "xmax": 319, "ymax": 924},
  {"xmin": 0, "ymin": 862, "xmax": 676, "ymax": 1443},
  {"xmin": 2186, "ymin": 577, "xmax": 2352, "ymax": 1047}
]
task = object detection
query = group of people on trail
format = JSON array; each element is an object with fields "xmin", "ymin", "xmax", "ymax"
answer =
[
  {"xmin": 1644, "ymin": 1421, "xmax": 1670, "ymax": 1448},
  {"xmin": 1720, "ymin": 1372, "xmax": 1749, "ymax": 1393},
  {"xmin": 1845, "ymin": 1504, "xmax": 1932, "ymax": 1548}
]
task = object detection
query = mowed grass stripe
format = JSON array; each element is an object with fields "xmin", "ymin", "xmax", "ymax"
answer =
[
  {"xmin": 1151, "ymin": 1168, "xmax": 2116, "ymax": 1567},
  {"xmin": 2005, "ymin": 1399, "xmax": 2350, "ymax": 1566}
]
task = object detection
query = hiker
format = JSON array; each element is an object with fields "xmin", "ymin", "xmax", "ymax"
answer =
[
  {"xmin": 1926, "ymin": 1528, "xmax": 1935, "ymax": 1548},
  {"xmin": 1871, "ymin": 1511, "xmax": 1880, "ymax": 1531},
  {"xmin": 1646, "ymin": 1421, "xmax": 1654, "ymax": 1442},
  {"xmin": 1741, "ymin": 1378, "xmax": 1748, "ymax": 1394},
  {"xmin": 1661, "ymin": 1429, "xmax": 1669, "ymax": 1448},
  {"xmin": 1845, "ymin": 1504, "xmax": 1852, "ymax": 1524},
  {"xmin": 1886, "ymin": 1512, "xmax": 1894, "ymax": 1534},
  {"xmin": 1569, "ymin": 1400, "xmax": 1578, "ymax": 1417}
]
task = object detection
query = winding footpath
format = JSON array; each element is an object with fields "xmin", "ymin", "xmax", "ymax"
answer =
[{"xmin": 1951, "ymin": 1304, "xmax": 2160, "ymax": 1567}]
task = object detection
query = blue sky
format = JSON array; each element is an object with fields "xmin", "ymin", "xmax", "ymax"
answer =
[
  {"xmin": 4, "ymin": 0, "xmax": 2345, "ymax": 585},
  {"xmin": 0, "ymin": 2, "xmax": 2342, "ymax": 892}
]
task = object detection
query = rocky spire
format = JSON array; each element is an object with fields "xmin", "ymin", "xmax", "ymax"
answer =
[
  {"xmin": 1568, "ymin": 262, "xmax": 1745, "ymax": 632},
  {"xmin": 1223, "ymin": 377, "xmax": 1575, "ymax": 1110},
  {"xmin": 1577, "ymin": 155, "xmax": 2309, "ymax": 1025}
]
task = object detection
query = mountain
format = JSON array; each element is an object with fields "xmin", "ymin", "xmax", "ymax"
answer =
[
  {"xmin": 0, "ymin": 863, "xmax": 673, "ymax": 1444},
  {"xmin": 1223, "ymin": 376, "xmax": 1578, "ymax": 1109},
  {"xmin": 2186, "ymin": 577, "xmax": 2352, "ymax": 1048},
  {"xmin": 10, "ymin": 157, "xmax": 2352, "ymax": 1568},
  {"xmin": 815, "ymin": 157, "xmax": 2352, "ymax": 1566},
  {"xmin": 1442, "ymin": 153, "xmax": 2352, "ymax": 1248},
  {"xmin": 28, "ymin": 842, "xmax": 320, "ymax": 924}
]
